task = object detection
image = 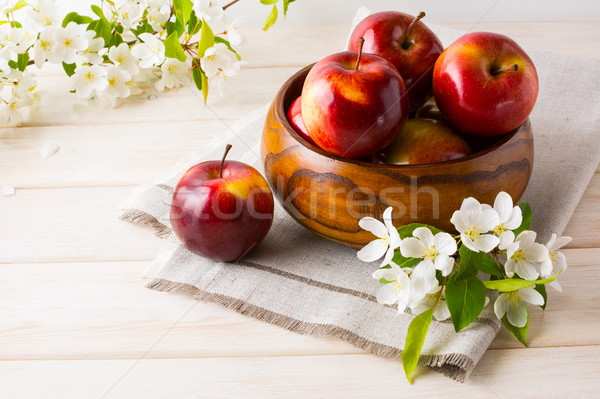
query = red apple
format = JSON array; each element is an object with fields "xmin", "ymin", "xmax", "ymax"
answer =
[
  {"xmin": 349, "ymin": 11, "xmax": 443, "ymax": 112},
  {"xmin": 287, "ymin": 96, "xmax": 316, "ymax": 146},
  {"xmin": 374, "ymin": 118, "xmax": 473, "ymax": 165},
  {"xmin": 170, "ymin": 145, "xmax": 274, "ymax": 262},
  {"xmin": 433, "ymin": 32, "xmax": 539, "ymax": 136},
  {"xmin": 302, "ymin": 38, "xmax": 409, "ymax": 159}
]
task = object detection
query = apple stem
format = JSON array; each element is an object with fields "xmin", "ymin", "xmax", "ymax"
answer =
[
  {"xmin": 219, "ymin": 144, "xmax": 233, "ymax": 178},
  {"xmin": 492, "ymin": 64, "xmax": 519, "ymax": 76},
  {"xmin": 401, "ymin": 11, "xmax": 426, "ymax": 49},
  {"xmin": 354, "ymin": 37, "xmax": 365, "ymax": 70}
]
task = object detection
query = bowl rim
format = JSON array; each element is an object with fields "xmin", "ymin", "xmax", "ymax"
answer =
[{"xmin": 276, "ymin": 63, "xmax": 527, "ymax": 170}]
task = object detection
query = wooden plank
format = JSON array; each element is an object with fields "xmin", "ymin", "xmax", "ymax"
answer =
[
  {"xmin": 563, "ymin": 172, "xmax": 600, "ymax": 248},
  {"xmin": 0, "ymin": 187, "xmax": 163, "ymax": 263},
  {"xmin": 0, "ymin": 345, "xmax": 598, "ymax": 398},
  {"xmin": 0, "ymin": 248, "xmax": 597, "ymax": 361}
]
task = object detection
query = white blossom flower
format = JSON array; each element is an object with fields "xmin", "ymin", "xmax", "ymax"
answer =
[
  {"xmin": 225, "ymin": 17, "xmax": 243, "ymax": 47},
  {"xmin": 372, "ymin": 263, "xmax": 413, "ymax": 311},
  {"xmin": 103, "ymin": 65, "xmax": 131, "ymax": 98},
  {"xmin": 0, "ymin": 24, "xmax": 23, "ymax": 57},
  {"xmin": 53, "ymin": 22, "xmax": 88, "ymax": 64},
  {"xmin": 487, "ymin": 191, "xmax": 522, "ymax": 235},
  {"xmin": 15, "ymin": 29, "xmax": 37, "ymax": 54},
  {"xmin": 0, "ymin": 0, "xmax": 21, "ymax": 14},
  {"xmin": 131, "ymin": 33, "xmax": 165, "ymax": 68},
  {"xmin": 146, "ymin": 4, "xmax": 170, "ymax": 32},
  {"xmin": 28, "ymin": 0, "xmax": 61, "ymax": 28},
  {"xmin": 78, "ymin": 31, "xmax": 105, "ymax": 64},
  {"xmin": 70, "ymin": 65, "xmax": 108, "ymax": 99},
  {"xmin": 201, "ymin": 43, "xmax": 241, "ymax": 94},
  {"xmin": 155, "ymin": 58, "xmax": 191, "ymax": 91},
  {"xmin": 33, "ymin": 26, "xmax": 60, "ymax": 67},
  {"xmin": 117, "ymin": 1, "xmax": 142, "ymax": 29},
  {"xmin": 450, "ymin": 197, "xmax": 500, "ymax": 253},
  {"xmin": 400, "ymin": 227, "xmax": 457, "ymax": 294},
  {"xmin": 194, "ymin": 0, "xmax": 224, "ymax": 24},
  {"xmin": 0, "ymin": 98, "xmax": 25, "ymax": 126},
  {"xmin": 494, "ymin": 286, "xmax": 544, "ymax": 327},
  {"xmin": 108, "ymin": 42, "xmax": 139, "ymax": 74},
  {"xmin": 357, "ymin": 207, "xmax": 401, "ymax": 266},
  {"xmin": 503, "ymin": 230, "xmax": 549, "ymax": 281},
  {"xmin": 410, "ymin": 282, "xmax": 451, "ymax": 321},
  {"xmin": 541, "ymin": 233, "xmax": 571, "ymax": 292}
]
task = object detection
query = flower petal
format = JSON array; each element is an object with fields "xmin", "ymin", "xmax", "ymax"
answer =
[
  {"xmin": 553, "ymin": 235, "xmax": 573, "ymax": 251},
  {"xmin": 516, "ymin": 230, "xmax": 537, "ymax": 248},
  {"xmin": 504, "ymin": 207, "xmax": 523, "ymax": 230},
  {"xmin": 380, "ymin": 247, "xmax": 395, "ymax": 267},
  {"xmin": 357, "ymin": 239, "xmax": 387, "ymax": 262},
  {"xmin": 413, "ymin": 227, "xmax": 434, "ymax": 247},
  {"xmin": 358, "ymin": 217, "xmax": 387, "ymax": 238},
  {"xmin": 493, "ymin": 191, "xmax": 513, "ymax": 223},
  {"xmin": 549, "ymin": 280, "xmax": 562, "ymax": 292},
  {"xmin": 540, "ymin": 257, "xmax": 553, "ymax": 277},
  {"xmin": 400, "ymin": 237, "xmax": 425, "ymax": 259},
  {"xmin": 527, "ymin": 242, "xmax": 549, "ymax": 263},
  {"xmin": 505, "ymin": 258, "xmax": 517, "ymax": 278},
  {"xmin": 411, "ymin": 260, "xmax": 436, "ymax": 296},
  {"xmin": 506, "ymin": 300, "xmax": 528, "ymax": 328},
  {"xmin": 494, "ymin": 294, "xmax": 508, "ymax": 319},
  {"xmin": 434, "ymin": 232, "xmax": 457, "ymax": 256},
  {"xmin": 376, "ymin": 285, "xmax": 398, "ymax": 305},
  {"xmin": 434, "ymin": 255, "xmax": 454, "ymax": 276},
  {"xmin": 479, "ymin": 208, "xmax": 501, "ymax": 232},
  {"xmin": 518, "ymin": 286, "xmax": 544, "ymax": 306},
  {"xmin": 477, "ymin": 233, "xmax": 500, "ymax": 253},
  {"xmin": 372, "ymin": 268, "xmax": 397, "ymax": 282},
  {"xmin": 450, "ymin": 210, "xmax": 467, "ymax": 233},
  {"xmin": 499, "ymin": 230, "xmax": 515, "ymax": 250},
  {"xmin": 555, "ymin": 251, "xmax": 568, "ymax": 271},
  {"xmin": 460, "ymin": 197, "xmax": 482, "ymax": 213},
  {"xmin": 461, "ymin": 235, "xmax": 479, "ymax": 252},
  {"xmin": 516, "ymin": 261, "xmax": 540, "ymax": 281},
  {"xmin": 433, "ymin": 301, "xmax": 451, "ymax": 321}
]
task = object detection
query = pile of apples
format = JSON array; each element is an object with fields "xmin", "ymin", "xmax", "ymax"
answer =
[{"xmin": 288, "ymin": 11, "xmax": 539, "ymax": 164}]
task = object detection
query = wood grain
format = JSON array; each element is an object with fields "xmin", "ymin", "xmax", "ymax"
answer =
[{"xmin": 0, "ymin": 21, "xmax": 599, "ymax": 396}]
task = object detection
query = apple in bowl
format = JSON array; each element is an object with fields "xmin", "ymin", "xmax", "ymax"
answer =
[
  {"xmin": 349, "ymin": 11, "xmax": 443, "ymax": 111},
  {"xmin": 301, "ymin": 38, "xmax": 410, "ymax": 159},
  {"xmin": 433, "ymin": 32, "xmax": 539, "ymax": 136}
]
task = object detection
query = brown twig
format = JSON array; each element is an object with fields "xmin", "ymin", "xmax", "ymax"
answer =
[{"xmin": 223, "ymin": 0, "xmax": 241, "ymax": 10}]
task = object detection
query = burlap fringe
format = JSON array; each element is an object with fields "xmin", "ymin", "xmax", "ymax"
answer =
[
  {"xmin": 120, "ymin": 209, "xmax": 172, "ymax": 239},
  {"xmin": 146, "ymin": 278, "xmax": 474, "ymax": 382}
]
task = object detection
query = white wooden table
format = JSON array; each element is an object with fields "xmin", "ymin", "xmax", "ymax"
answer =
[{"xmin": 1, "ymin": 22, "xmax": 599, "ymax": 398}]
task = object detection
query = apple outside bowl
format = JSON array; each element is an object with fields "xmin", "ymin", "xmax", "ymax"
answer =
[{"xmin": 261, "ymin": 64, "xmax": 534, "ymax": 249}]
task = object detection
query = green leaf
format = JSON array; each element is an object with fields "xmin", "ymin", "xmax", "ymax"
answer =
[
  {"xmin": 391, "ymin": 251, "xmax": 421, "ymax": 269},
  {"xmin": 192, "ymin": 62, "xmax": 203, "ymax": 91},
  {"xmin": 397, "ymin": 223, "xmax": 444, "ymax": 239},
  {"xmin": 503, "ymin": 309, "xmax": 529, "ymax": 346},
  {"xmin": 260, "ymin": 0, "xmax": 279, "ymax": 4},
  {"xmin": 483, "ymin": 270, "xmax": 561, "ymax": 292},
  {"xmin": 188, "ymin": 11, "xmax": 200, "ymax": 35},
  {"xmin": 4, "ymin": 0, "xmax": 26, "ymax": 13},
  {"xmin": 282, "ymin": 0, "xmax": 290, "ymax": 16},
  {"xmin": 214, "ymin": 36, "xmax": 241, "ymax": 60},
  {"xmin": 8, "ymin": 60, "xmax": 17, "ymax": 69},
  {"xmin": 262, "ymin": 4, "xmax": 278, "ymax": 31},
  {"xmin": 87, "ymin": 17, "xmax": 112, "ymax": 45},
  {"xmin": 478, "ymin": 254, "xmax": 503, "ymax": 277},
  {"xmin": 173, "ymin": 0, "xmax": 193, "ymax": 36},
  {"xmin": 16, "ymin": 52, "xmax": 29, "ymax": 72},
  {"xmin": 62, "ymin": 12, "xmax": 94, "ymax": 28},
  {"xmin": 197, "ymin": 19, "xmax": 215, "ymax": 58},
  {"xmin": 534, "ymin": 283, "xmax": 547, "ymax": 310},
  {"xmin": 454, "ymin": 244, "xmax": 481, "ymax": 281},
  {"xmin": 62, "ymin": 62, "xmax": 76, "ymax": 77},
  {"xmin": 200, "ymin": 67, "xmax": 208, "ymax": 104},
  {"xmin": 446, "ymin": 274, "xmax": 486, "ymax": 332},
  {"xmin": 164, "ymin": 31, "xmax": 187, "ymax": 62},
  {"xmin": 90, "ymin": 4, "xmax": 104, "ymax": 19},
  {"xmin": 513, "ymin": 201, "xmax": 532, "ymax": 236},
  {"xmin": 402, "ymin": 308, "xmax": 433, "ymax": 384}
]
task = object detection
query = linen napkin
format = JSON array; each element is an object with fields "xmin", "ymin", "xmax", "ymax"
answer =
[{"xmin": 120, "ymin": 25, "xmax": 600, "ymax": 382}]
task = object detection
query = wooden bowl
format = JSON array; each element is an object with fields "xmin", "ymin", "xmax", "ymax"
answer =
[{"xmin": 261, "ymin": 64, "xmax": 534, "ymax": 248}]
